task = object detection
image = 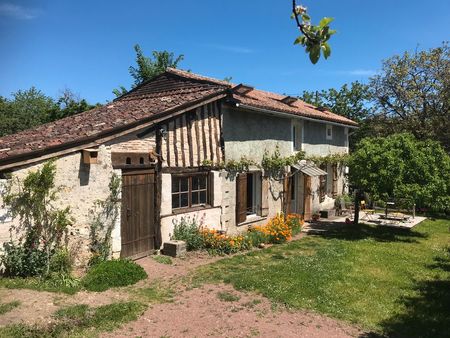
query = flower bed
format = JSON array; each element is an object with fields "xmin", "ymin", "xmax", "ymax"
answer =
[{"xmin": 171, "ymin": 214, "xmax": 304, "ymax": 255}]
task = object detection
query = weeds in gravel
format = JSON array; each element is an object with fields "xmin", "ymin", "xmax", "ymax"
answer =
[
  {"xmin": 0, "ymin": 301, "xmax": 147, "ymax": 338},
  {"xmin": 0, "ymin": 301, "xmax": 21, "ymax": 315}
]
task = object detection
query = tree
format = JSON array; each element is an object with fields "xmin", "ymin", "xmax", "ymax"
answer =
[
  {"xmin": 348, "ymin": 133, "xmax": 450, "ymax": 214},
  {"xmin": 301, "ymin": 82, "xmax": 372, "ymax": 122},
  {"xmin": 0, "ymin": 88, "xmax": 98, "ymax": 137},
  {"xmin": 292, "ymin": 1, "xmax": 336, "ymax": 64},
  {"xmin": 301, "ymin": 82, "xmax": 373, "ymax": 149},
  {"xmin": 113, "ymin": 45, "xmax": 185, "ymax": 97},
  {"xmin": 0, "ymin": 87, "xmax": 56, "ymax": 137},
  {"xmin": 49, "ymin": 88, "xmax": 99, "ymax": 121},
  {"xmin": 369, "ymin": 42, "xmax": 450, "ymax": 151}
]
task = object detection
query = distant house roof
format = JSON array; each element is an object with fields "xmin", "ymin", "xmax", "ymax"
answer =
[{"xmin": 0, "ymin": 68, "xmax": 357, "ymax": 169}]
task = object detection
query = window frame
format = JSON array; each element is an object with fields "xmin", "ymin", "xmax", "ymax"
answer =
[
  {"xmin": 171, "ymin": 172, "xmax": 210, "ymax": 211},
  {"xmin": 326, "ymin": 124, "xmax": 333, "ymax": 140}
]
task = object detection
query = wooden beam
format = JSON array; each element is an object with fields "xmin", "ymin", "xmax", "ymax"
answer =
[
  {"xmin": 165, "ymin": 123, "xmax": 170, "ymax": 167},
  {"xmin": 207, "ymin": 103, "xmax": 214, "ymax": 162},
  {"xmin": 195, "ymin": 108, "xmax": 201, "ymax": 166},
  {"xmin": 187, "ymin": 111, "xmax": 194, "ymax": 167},
  {"xmin": 180, "ymin": 115, "xmax": 186, "ymax": 167},
  {"xmin": 201, "ymin": 106, "xmax": 208, "ymax": 162},
  {"xmin": 213, "ymin": 102, "xmax": 221, "ymax": 163},
  {"xmin": 173, "ymin": 118, "xmax": 179, "ymax": 167},
  {"xmin": 161, "ymin": 166, "xmax": 210, "ymax": 174}
]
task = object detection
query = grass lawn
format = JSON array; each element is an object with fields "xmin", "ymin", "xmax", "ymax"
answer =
[{"xmin": 193, "ymin": 218, "xmax": 450, "ymax": 337}]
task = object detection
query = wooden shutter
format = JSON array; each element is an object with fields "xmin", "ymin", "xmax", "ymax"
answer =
[
  {"xmin": 260, "ymin": 175, "xmax": 269, "ymax": 217},
  {"xmin": 332, "ymin": 164, "xmax": 338, "ymax": 197},
  {"xmin": 208, "ymin": 171, "xmax": 214, "ymax": 206},
  {"xmin": 236, "ymin": 173, "xmax": 247, "ymax": 224}
]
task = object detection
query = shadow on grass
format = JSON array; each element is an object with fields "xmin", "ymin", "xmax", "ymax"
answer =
[
  {"xmin": 361, "ymin": 253, "xmax": 450, "ymax": 338},
  {"xmin": 310, "ymin": 222, "xmax": 427, "ymax": 243}
]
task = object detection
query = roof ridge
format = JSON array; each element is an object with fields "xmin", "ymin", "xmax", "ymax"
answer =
[{"xmin": 166, "ymin": 68, "xmax": 233, "ymax": 87}]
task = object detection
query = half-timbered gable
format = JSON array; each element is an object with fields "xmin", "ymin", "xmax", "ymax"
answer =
[{"xmin": 161, "ymin": 101, "xmax": 223, "ymax": 168}]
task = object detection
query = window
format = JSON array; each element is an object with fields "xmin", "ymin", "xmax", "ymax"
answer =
[
  {"xmin": 236, "ymin": 172, "xmax": 263, "ymax": 224},
  {"xmin": 292, "ymin": 121, "xmax": 302, "ymax": 151},
  {"xmin": 171, "ymin": 173, "xmax": 208, "ymax": 210},
  {"xmin": 326, "ymin": 124, "xmax": 333, "ymax": 140}
]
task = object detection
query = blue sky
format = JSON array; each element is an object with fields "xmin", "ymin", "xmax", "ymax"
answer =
[{"xmin": 1, "ymin": 0, "xmax": 449, "ymax": 103}]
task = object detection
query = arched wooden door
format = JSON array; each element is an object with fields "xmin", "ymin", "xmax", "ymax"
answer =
[{"xmin": 121, "ymin": 170, "xmax": 156, "ymax": 259}]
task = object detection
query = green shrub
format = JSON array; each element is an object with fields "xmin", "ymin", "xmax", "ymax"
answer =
[
  {"xmin": 82, "ymin": 259, "xmax": 147, "ymax": 292},
  {"xmin": 171, "ymin": 216, "xmax": 204, "ymax": 251},
  {"xmin": 1, "ymin": 241, "xmax": 47, "ymax": 277},
  {"xmin": 286, "ymin": 213, "xmax": 304, "ymax": 236},
  {"xmin": 49, "ymin": 248, "xmax": 73, "ymax": 275},
  {"xmin": 245, "ymin": 230, "xmax": 267, "ymax": 247}
]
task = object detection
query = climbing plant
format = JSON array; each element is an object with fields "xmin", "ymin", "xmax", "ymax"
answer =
[
  {"xmin": 261, "ymin": 146, "xmax": 305, "ymax": 180},
  {"xmin": 88, "ymin": 173, "xmax": 121, "ymax": 266},
  {"xmin": 1, "ymin": 161, "xmax": 74, "ymax": 277}
]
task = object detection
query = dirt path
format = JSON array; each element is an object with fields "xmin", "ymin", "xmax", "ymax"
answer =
[
  {"xmin": 0, "ymin": 247, "xmax": 365, "ymax": 337},
  {"xmin": 104, "ymin": 282, "xmax": 363, "ymax": 338}
]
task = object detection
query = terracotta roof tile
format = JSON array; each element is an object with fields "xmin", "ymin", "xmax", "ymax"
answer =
[{"xmin": 0, "ymin": 68, "xmax": 357, "ymax": 165}]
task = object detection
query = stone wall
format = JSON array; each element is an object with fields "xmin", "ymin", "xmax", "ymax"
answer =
[{"xmin": 0, "ymin": 128, "xmax": 157, "ymax": 263}]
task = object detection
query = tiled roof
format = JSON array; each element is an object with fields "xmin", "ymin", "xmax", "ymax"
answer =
[
  {"xmin": 0, "ymin": 68, "xmax": 357, "ymax": 165},
  {"xmin": 0, "ymin": 72, "xmax": 228, "ymax": 162},
  {"xmin": 165, "ymin": 68, "xmax": 357, "ymax": 126}
]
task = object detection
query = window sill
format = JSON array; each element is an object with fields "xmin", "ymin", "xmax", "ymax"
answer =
[
  {"xmin": 171, "ymin": 204, "xmax": 213, "ymax": 215},
  {"xmin": 238, "ymin": 215, "xmax": 267, "ymax": 227}
]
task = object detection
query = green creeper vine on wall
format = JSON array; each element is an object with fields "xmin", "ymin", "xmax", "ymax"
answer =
[{"xmin": 88, "ymin": 173, "xmax": 121, "ymax": 266}]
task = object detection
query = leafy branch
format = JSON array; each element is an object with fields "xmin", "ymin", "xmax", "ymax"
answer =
[{"xmin": 292, "ymin": 0, "xmax": 336, "ymax": 64}]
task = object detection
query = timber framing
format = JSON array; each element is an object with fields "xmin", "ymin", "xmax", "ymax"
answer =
[{"xmin": 0, "ymin": 92, "xmax": 227, "ymax": 172}]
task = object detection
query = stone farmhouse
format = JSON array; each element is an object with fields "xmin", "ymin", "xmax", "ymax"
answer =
[{"xmin": 0, "ymin": 69, "xmax": 357, "ymax": 260}]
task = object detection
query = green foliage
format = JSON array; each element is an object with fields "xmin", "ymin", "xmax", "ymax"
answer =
[
  {"xmin": 306, "ymin": 153, "xmax": 349, "ymax": 167},
  {"xmin": 193, "ymin": 219, "xmax": 450, "ymax": 335},
  {"xmin": 82, "ymin": 259, "xmax": 147, "ymax": 292},
  {"xmin": 113, "ymin": 45, "xmax": 184, "ymax": 96},
  {"xmin": 369, "ymin": 42, "xmax": 450, "ymax": 151},
  {"xmin": 217, "ymin": 291, "xmax": 240, "ymax": 302},
  {"xmin": 152, "ymin": 255, "xmax": 173, "ymax": 265},
  {"xmin": 171, "ymin": 216, "xmax": 204, "ymax": 251},
  {"xmin": 0, "ymin": 88, "xmax": 98, "ymax": 137},
  {"xmin": 130, "ymin": 45, "xmax": 184, "ymax": 86},
  {"xmin": 0, "ymin": 275, "xmax": 80, "ymax": 294},
  {"xmin": 88, "ymin": 174, "xmax": 121, "ymax": 266},
  {"xmin": 0, "ymin": 301, "xmax": 20, "ymax": 315},
  {"xmin": 1, "ymin": 242, "xmax": 47, "ymax": 277},
  {"xmin": 0, "ymin": 301, "xmax": 147, "ymax": 338},
  {"xmin": 292, "ymin": 2, "xmax": 336, "ymax": 64},
  {"xmin": 0, "ymin": 87, "xmax": 55, "ymax": 137},
  {"xmin": 301, "ymin": 82, "xmax": 372, "ymax": 123},
  {"xmin": 1, "ymin": 161, "xmax": 74, "ymax": 277},
  {"xmin": 49, "ymin": 248, "xmax": 74, "ymax": 275},
  {"xmin": 349, "ymin": 133, "xmax": 450, "ymax": 212},
  {"xmin": 261, "ymin": 146, "xmax": 305, "ymax": 179},
  {"xmin": 130, "ymin": 282, "xmax": 174, "ymax": 304}
]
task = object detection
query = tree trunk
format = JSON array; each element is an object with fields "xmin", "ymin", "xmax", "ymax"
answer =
[{"xmin": 353, "ymin": 189, "xmax": 360, "ymax": 225}]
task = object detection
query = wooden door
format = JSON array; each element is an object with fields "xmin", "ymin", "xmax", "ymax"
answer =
[
  {"xmin": 236, "ymin": 173, "xmax": 247, "ymax": 224},
  {"xmin": 303, "ymin": 175, "xmax": 312, "ymax": 221},
  {"xmin": 121, "ymin": 170, "xmax": 156, "ymax": 259}
]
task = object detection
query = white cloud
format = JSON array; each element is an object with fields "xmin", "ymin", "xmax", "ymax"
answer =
[
  {"xmin": 0, "ymin": 3, "xmax": 40, "ymax": 20},
  {"xmin": 341, "ymin": 69, "xmax": 377, "ymax": 76}
]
